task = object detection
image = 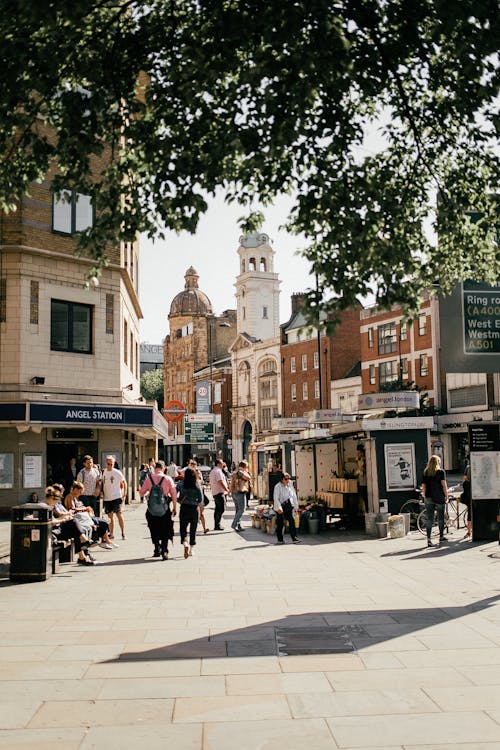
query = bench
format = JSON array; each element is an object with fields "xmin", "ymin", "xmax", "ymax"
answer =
[{"xmin": 51, "ymin": 536, "xmax": 75, "ymax": 574}]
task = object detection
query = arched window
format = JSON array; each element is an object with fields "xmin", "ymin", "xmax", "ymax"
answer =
[
  {"xmin": 238, "ymin": 361, "xmax": 251, "ymax": 403},
  {"xmin": 249, "ymin": 257, "xmax": 256, "ymax": 271},
  {"xmin": 260, "ymin": 257, "xmax": 267, "ymax": 272}
]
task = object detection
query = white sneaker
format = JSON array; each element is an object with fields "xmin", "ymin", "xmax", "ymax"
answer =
[
  {"xmin": 99, "ymin": 542, "xmax": 113, "ymax": 550},
  {"xmin": 110, "ymin": 541, "xmax": 119, "ymax": 548}
]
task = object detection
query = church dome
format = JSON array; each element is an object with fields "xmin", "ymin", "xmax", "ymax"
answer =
[{"xmin": 169, "ymin": 266, "xmax": 213, "ymax": 317}]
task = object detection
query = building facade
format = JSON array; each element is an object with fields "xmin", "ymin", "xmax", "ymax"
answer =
[
  {"xmin": 230, "ymin": 233, "xmax": 281, "ymax": 463},
  {"xmin": 0, "ymin": 173, "xmax": 167, "ymax": 511}
]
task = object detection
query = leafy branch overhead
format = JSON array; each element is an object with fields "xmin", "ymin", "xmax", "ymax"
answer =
[{"xmin": 0, "ymin": 0, "xmax": 498, "ymax": 315}]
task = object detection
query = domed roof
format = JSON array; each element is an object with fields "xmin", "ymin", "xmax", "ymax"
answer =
[{"xmin": 169, "ymin": 267, "xmax": 213, "ymax": 317}]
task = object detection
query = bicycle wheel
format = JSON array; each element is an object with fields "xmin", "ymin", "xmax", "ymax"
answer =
[
  {"xmin": 399, "ymin": 500, "xmax": 422, "ymax": 532},
  {"xmin": 417, "ymin": 509, "xmax": 440, "ymax": 537}
]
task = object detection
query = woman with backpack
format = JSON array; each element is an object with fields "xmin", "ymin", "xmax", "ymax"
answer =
[
  {"xmin": 178, "ymin": 466, "xmax": 204, "ymax": 558},
  {"xmin": 139, "ymin": 461, "xmax": 177, "ymax": 559}
]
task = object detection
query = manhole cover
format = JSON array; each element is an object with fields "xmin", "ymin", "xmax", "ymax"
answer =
[{"xmin": 275, "ymin": 625, "xmax": 367, "ymax": 655}]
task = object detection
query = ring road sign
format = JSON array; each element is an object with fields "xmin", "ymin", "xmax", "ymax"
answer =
[{"xmin": 162, "ymin": 400, "xmax": 187, "ymax": 422}]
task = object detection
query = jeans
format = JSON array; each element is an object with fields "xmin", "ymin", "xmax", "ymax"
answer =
[
  {"xmin": 424, "ymin": 498, "xmax": 445, "ymax": 538},
  {"xmin": 179, "ymin": 504, "xmax": 199, "ymax": 546},
  {"xmin": 213, "ymin": 493, "xmax": 225, "ymax": 529},
  {"xmin": 232, "ymin": 492, "xmax": 246, "ymax": 529},
  {"xmin": 276, "ymin": 503, "xmax": 298, "ymax": 542}
]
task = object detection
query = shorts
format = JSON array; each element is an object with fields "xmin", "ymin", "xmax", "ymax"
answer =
[{"xmin": 104, "ymin": 499, "xmax": 122, "ymax": 514}]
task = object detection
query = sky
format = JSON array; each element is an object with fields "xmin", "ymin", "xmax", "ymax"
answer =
[{"xmin": 138, "ymin": 192, "xmax": 315, "ymax": 345}]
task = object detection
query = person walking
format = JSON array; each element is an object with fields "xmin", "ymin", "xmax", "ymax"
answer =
[
  {"xmin": 422, "ymin": 454, "xmax": 449, "ymax": 547},
  {"xmin": 76, "ymin": 455, "xmax": 102, "ymax": 515},
  {"xmin": 209, "ymin": 459, "xmax": 229, "ymax": 530},
  {"xmin": 229, "ymin": 459, "xmax": 251, "ymax": 532},
  {"xmin": 188, "ymin": 459, "xmax": 209, "ymax": 534},
  {"xmin": 274, "ymin": 471, "xmax": 300, "ymax": 544},
  {"xmin": 102, "ymin": 456, "xmax": 128, "ymax": 540},
  {"xmin": 461, "ymin": 461, "xmax": 472, "ymax": 540},
  {"xmin": 140, "ymin": 461, "xmax": 177, "ymax": 559},
  {"xmin": 178, "ymin": 466, "xmax": 203, "ymax": 558}
]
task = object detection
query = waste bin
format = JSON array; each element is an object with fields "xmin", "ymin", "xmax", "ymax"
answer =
[{"xmin": 10, "ymin": 503, "xmax": 53, "ymax": 583}]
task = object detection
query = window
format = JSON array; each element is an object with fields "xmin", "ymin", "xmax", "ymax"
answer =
[
  {"xmin": 418, "ymin": 313, "xmax": 427, "ymax": 335},
  {"xmin": 378, "ymin": 322, "xmax": 396, "ymax": 354},
  {"xmin": 130, "ymin": 331, "xmax": 133, "ymax": 370},
  {"xmin": 30, "ymin": 281, "xmax": 39, "ymax": 324},
  {"xmin": 0, "ymin": 278, "xmax": 6, "ymax": 322},
  {"xmin": 401, "ymin": 357, "xmax": 408, "ymax": 379},
  {"xmin": 53, "ymin": 190, "xmax": 93, "ymax": 234},
  {"xmin": 124, "ymin": 320, "xmax": 128, "ymax": 364},
  {"xmin": 50, "ymin": 300, "xmax": 92, "ymax": 353},
  {"xmin": 260, "ymin": 257, "xmax": 267, "ymax": 272},
  {"xmin": 313, "ymin": 351, "xmax": 319, "ymax": 368},
  {"xmin": 262, "ymin": 306, "xmax": 268, "ymax": 319},
  {"xmin": 369, "ymin": 364, "xmax": 376, "ymax": 385},
  {"xmin": 419, "ymin": 354, "xmax": 428, "ymax": 376},
  {"xmin": 400, "ymin": 322, "xmax": 408, "ymax": 341},
  {"xmin": 291, "ymin": 384, "xmax": 296, "ymax": 401},
  {"xmin": 105, "ymin": 294, "xmax": 114, "ymax": 334},
  {"xmin": 243, "ymin": 307, "xmax": 246, "ymax": 320},
  {"xmin": 314, "ymin": 380, "xmax": 320, "ymax": 399},
  {"xmin": 449, "ymin": 385, "xmax": 487, "ymax": 409},
  {"xmin": 379, "ymin": 360, "xmax": 398, "ymax": 384},
  {"xmin": 261, "ymin": 407, "xmax": 272, "ymax": 430},
  {"xmin": 301, "ymin": 354, "xmax": 307, "ymax": 371},
  {"xmin": 290, "ymin": 356, "xmax": 296, "ymax": 373},
  {"xmin": 368, "ymin": 327, "xmax": 374, "ymax": 348},
  {"xmin": 302, "ymin": 382, "xmax": 308, "ymax": 400},
  {"xmin": 214, "ymin": 382, "xmax": 222, "ymax": 403}
]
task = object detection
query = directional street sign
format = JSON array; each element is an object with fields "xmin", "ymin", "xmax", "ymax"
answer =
[{"xmin": 184, "ymin": 413, "xmax": 215, "ymax": 444}]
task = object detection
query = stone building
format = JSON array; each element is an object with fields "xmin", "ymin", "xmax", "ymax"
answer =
[
  {"xmin": 0, "ymin": 169, "xmax": 168, "ymax": 511},
  {"xmin": 229, "ymin": 233, "xmax": 281, "ymax": 462},
  {"xmin": 163, "ymin": 266, "xmax": 235, "ymax": 464}
]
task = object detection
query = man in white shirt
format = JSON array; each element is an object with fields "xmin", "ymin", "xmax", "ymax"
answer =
[
  {"xmin": 273, "ymin": 472, "xmax": 300, "ymax": 544},
  {"xmin": 102, "ymin": 456, "xmax": 127, "ymax": 540},
  {"xmin": 209, "ymin": 459, "xmax": 229, "ymax": 531}
]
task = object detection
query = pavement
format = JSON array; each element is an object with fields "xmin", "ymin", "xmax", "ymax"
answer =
[{"xmin": 1, "ymin": 499, "xmax": 500, "ymax": 750}]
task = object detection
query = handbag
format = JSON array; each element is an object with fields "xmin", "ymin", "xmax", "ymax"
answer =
[{"xmin": 203, "ymin": 493, "xmax": 210, "ymax": 506}]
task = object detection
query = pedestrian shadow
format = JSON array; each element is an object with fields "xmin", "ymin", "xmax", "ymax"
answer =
[{"xmin": 102, "ymin": 593, "xmax": 500, "ymax": 662}]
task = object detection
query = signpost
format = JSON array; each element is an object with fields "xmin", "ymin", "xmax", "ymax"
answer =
[{"xmin": 184, "ymin": 414, "xmax": 215, "ymax": 444}]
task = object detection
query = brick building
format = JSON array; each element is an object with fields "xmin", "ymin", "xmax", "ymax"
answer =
[
  {"xmin": 359, "ymin": 296, "xmax": 438, "ymax": 406},
  {"xmin": 281, "ymin": 294, "xmax": 361, "ymax": 417}
]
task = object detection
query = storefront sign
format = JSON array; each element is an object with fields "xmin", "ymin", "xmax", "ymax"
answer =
[
  {"xmin": 272, "ymin": 417, "xmax": 309, "ymax": 430},
  {"xmin": 384, "ymin": 443, "xmax": 416, "ymax": 491},
  {"xmin": 362, "ymin": 417, "xmax": 434, "ymax": 431},
  {"xmin": 30, "ymin": 402, "xmax": 154, "ymax": 426},
  {"xmin": 358, "ymin": 391, "xmax": 419, "ymax": 410},
  {"xmin": 0, "ymin": 403, "xmax": 27, "ymax": 421},
  {"xmin": 306, "ymin": 409, "xmax": 344, "ymax": 423}
]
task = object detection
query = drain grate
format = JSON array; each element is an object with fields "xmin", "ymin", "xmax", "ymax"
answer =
[{"xmin": 275, "ymin": 625, "xmax": 367, "ymax": 656}]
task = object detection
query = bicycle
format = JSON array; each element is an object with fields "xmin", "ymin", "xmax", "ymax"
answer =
[{"xmin": 401, "ymin": 485, "xmax": 467, "ymax": 538}]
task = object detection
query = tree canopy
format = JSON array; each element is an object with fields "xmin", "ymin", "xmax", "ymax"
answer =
[
  {"xmin": 140, "ymin": 367, "xmax": 164, "ymax": 411},
  {"xmin": 1, "ymin": 0, "xmax": 498, "ymax": 317}
]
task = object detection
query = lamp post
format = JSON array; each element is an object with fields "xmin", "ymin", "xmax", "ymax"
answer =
[{"xmin": 315, "ymin": 272, "xmax": 323, "ymax": 409}]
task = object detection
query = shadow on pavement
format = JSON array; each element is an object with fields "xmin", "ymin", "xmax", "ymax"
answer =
[{"xmin": 101, "ymin": 593, "xmax": 500, "ymax": 662}]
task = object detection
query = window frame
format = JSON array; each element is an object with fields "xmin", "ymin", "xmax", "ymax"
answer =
[
  {"xmin": 50, "ymin": 299, "xmax": 93, "ymax": 354},
  {"xmin": 52, "ymin": 190, "xmax": 94, "ymax": 235},
  {"xmin": 378, "ymin": 322, "xmax": 397, "ymax": 354}
]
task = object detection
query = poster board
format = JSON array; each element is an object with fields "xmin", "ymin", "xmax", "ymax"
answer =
[
  {"xmin": 23, "ymin": 453, "xmax": 42, "ymax": 489},
  {"xmin": 384, "ymin": 443, "xmax": 416, "ymax": 491}
]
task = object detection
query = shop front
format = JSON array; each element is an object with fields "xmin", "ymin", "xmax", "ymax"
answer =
[
  {"xmin": 0, "ymin": 401, "xmax": 169, "ymax": 514},
  {"xmin": 293, "ymin": 416, "xmax": 434, "ymax": 527}
]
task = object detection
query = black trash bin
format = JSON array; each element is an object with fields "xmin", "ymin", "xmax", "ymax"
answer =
[{"xmin": 10, "ymin": 503, "xmax": 53, "ymax": 583}]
